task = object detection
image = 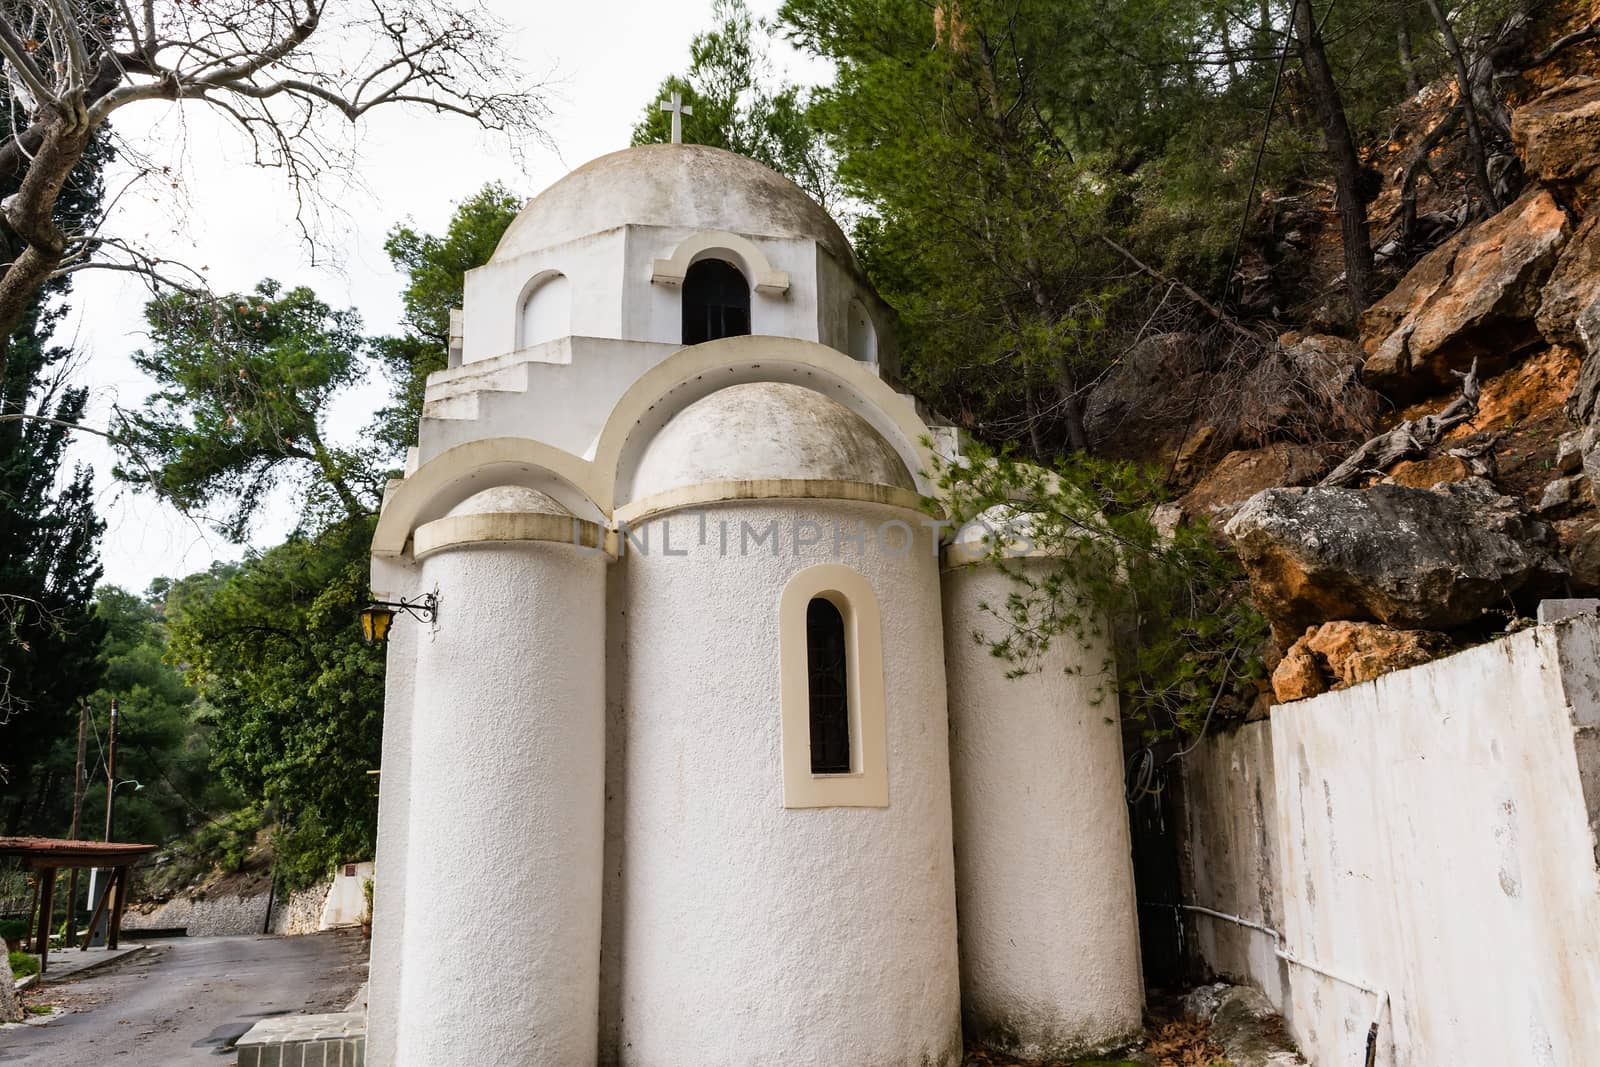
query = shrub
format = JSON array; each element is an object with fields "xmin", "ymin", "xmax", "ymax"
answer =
[{"xmin": 9, "ymin": 950, "xmax": 39, "ymax": 979}]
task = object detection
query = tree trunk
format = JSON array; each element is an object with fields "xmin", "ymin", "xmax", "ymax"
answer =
[
  {"xmin": 1291, "ymin": 0, "xmax": 1376, "ymax": 315},
  {"xmin": 0, "ymin": 116, "xmax": 92, "ymax": 389},
  {"xmin": 1422, "ymin": 0, "xmax": 1500, "ymax": 211},
  {"xmin": 1398, "ymin": 23, "xmax": 1421, "ymax": 95}
]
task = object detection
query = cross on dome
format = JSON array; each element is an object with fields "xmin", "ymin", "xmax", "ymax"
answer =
[{"xmin": 658, "ymin": 90, "xmax": 693, "ymax": 143}]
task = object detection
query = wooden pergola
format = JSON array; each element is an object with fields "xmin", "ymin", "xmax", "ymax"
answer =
[{"xmin": 0, "ymin": 836, "xmax": 156, "ymax": 973}]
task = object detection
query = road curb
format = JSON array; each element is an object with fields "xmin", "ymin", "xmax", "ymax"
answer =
[{"xmin": 29, "ymin": 944, "xmax": 149, "ymax": 988}]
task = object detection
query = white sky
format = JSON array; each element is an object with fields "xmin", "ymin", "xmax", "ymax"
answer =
[{"xmin": 62, "ymin": 0, "xmax": 826, "ymax": 594}]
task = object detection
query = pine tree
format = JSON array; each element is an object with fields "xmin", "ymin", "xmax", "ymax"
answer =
[{"xmin": 0, "ymin": 131, "xmax": 109, "ymax": 833}]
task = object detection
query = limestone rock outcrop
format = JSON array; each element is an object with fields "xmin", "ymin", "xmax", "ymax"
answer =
[
  {"xmin": 1538, "ymin": 216, "xmax": 1599, "ymax": 348},
  {"xmin": 1179, "ymin": 442, "xmax": 1330, "ymax": 524},
  {"xmin": 1512, "ymin": 76, "xmax": 1600, "ymax": 211},
  {"xmin": 1271, "ymin": 621, "xmax": 1453, "ymax": 703},
  {"xmin": 1361, "ymin": 188, "xmax": 1570, "ymax": 397},
  {"xmin": 1225, "ymin": 478, "xmax": 1565, "ymax": 636}
]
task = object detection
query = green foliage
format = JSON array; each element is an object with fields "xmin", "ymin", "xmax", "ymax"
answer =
[
  {"xmin": 932, "ymin": 443, "xmax": 1267, "ymax": 737},
  {"xmin": 372, "ymin": 184, "xmax": 520, "ymax": 455},
  {"xmin": 117, "ymin": 281, "xmax": 377, "ymax": 541},
  {"xmin": 0, "ymin": 128, "xmax": 108, "ymax": 833},
  {"xmin": 165, "ymin": 519, "xmax": 382, "ymax": 892},
  {"xmin": 0, "ymin": 919, "xmax": 25, "ymax": 943},
  {"xmin": 71, "ymin": 587, "xmax": 229, "ymax": 850},
  {"xmin": 632, "ymin": 0, "xmax": 838, "ymax": 208},
  {"xmin": 8, "ymin": 950, "xmax": 37, "ymax": 978}
]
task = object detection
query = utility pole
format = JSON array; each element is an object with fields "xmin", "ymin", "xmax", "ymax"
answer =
[
  {"xmin": 65, "ymin": 700, "xmax": 87, "ymax": 937},
  {"xmin": 86, "ymin": 697, "xmax": 118, "ymax": 946}
]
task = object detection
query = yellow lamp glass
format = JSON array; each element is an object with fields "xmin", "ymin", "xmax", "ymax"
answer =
[{"xmin": 360, "ymin": 605, "xmax": 395, "ymax": 645}]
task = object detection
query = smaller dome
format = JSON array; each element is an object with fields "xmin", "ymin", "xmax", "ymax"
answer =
[
  {"xmin": 629, "ymin": 382, "xmax": 914, "ymax": 501},
  {"xmin": 447, "ymin": 485, "xmax": 572, "ymax": 517}
]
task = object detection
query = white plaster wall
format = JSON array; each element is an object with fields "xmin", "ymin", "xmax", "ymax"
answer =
[
  {"xmin": 320, "ymin": 862, "xmax": 374, "ymax": 929},
  {"xmin": 394, "ymin": 541, "xmax": 606, "ymax": 1066},
  {"xmin": 612, "ymin": 501, "xmax": 961, "ymax": 1066},
  {"xmin": 417, "ymin": 337, "xmax": 680, "ymax": 462},
  {"xmin": 1178, "ymin": 622, "xmax": 1600, "ymax": 1066},
  {"xmin": 942, "ymin": 561, "xmax": 1143, "ymax": 1058},
  {"xmin": 366, "ymin": 566, "xmax": 420, "ymax": 1067},
  {"xmin": 461, "ymin": 229, "xmax": 626, "ymax": 362},
  {"xmin": 624, "ymin": 225, "xmax": 822, "ymax": 345},
  {"xmin": 1176, "ymin": 720, "xmax": 1288, "ymax": 1007},
  {"xmin": 1269, "ymin": 619, "xmax": 1600, "ymax": 1067}
]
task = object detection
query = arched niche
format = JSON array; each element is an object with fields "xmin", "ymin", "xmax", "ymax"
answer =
[
  {"xmin": 651, "ymin": 230, "xmax": 789, "ymax": 295},
  {"xmin": 517, "ymin": 271, "xmax": 570, "ymax": 349},
  {"xmin": 846, "ymin": 299, "xmax": 878, "ymax": 363}
]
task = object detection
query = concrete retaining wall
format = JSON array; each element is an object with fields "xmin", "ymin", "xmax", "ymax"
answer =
[{"xmin": 1179, "ymin": 618, "xmax": 1600, "ymax": 1067}]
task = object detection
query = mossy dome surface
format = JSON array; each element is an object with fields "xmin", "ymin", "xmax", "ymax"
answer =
[
  {"xmin": 493, "ymin": 144, "xmax": 854, "ymax": 263},
  {"xmin": 629, "ymin": 382, "xmax": 914, "ymax": 500}
]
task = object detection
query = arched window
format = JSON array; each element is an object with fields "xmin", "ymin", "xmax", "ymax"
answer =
[
  {"xmin": 806, "ymin": 597, "xmax": 851, "ymax": 774},
  {"xmin": 779, "ymin": 564, "xmax": 887, "ymax": 808},
  {"xmin": 518, "ymin": 272, "xmax": 569, "ymax": 349},
  {"xmin": 682, "ymin": 259, "xmax": 750, "ymax": 345}
]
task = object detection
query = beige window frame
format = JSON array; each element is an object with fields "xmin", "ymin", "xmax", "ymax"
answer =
[{"xmin": 779, "ymin": 564, "xmax": 888, "ymax": 808}]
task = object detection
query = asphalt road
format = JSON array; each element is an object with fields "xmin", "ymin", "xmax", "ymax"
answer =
[{"xmin": 0, "ymin": 931, "xmax": 366, "ymax": 1065}]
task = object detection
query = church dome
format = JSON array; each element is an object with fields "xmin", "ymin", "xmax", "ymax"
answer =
[
  {"xmin": 446, "ymin": 484, "xmax": 572, "ymax": 517},
  {"xmin": 494, "ymin": 144, "xmax": 854, "ymax": 264},
  {"xmin": 628, "ymin": 382, "xmax": 915, "ymax": 500}
]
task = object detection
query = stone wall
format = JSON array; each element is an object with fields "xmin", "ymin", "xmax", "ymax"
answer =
[
  {"xmin": 1178, "ymin": 617, "xmax": 1600, "ymax": 1067},
  {"xmin": 268, "ymin": 881, "xmax": 333, "ymax": 937},
  {"xmin": 126, "ymin": 876, "xmax": 335, "ymax": 939},
  {"xmin": 126, "ymin": 884, "xmax": 272, "ymax": 938}
]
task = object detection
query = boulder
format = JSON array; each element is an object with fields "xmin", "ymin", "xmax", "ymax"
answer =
[
  {"xmin": 1568, "ymin": 295, "xmax": 1600, "ymax": 424},
  {"xmin": 1556, "ymin": 517, "xmax": 1600, "ymax": 591},
  {"xmin": 1361, "ymin": 188, "xmax": 1570, "ymax": 398},
  {"xmin": 1512, "ymin": 76, "xmax": 1600, "ymax": 210},
  {"xmin": 1537, "ymin": 473, "xmax": 1591, "ymax": 517},
  {"xmin": 1537, "ymin": 215, "xmax": 1600, "ymax": 348},
  {"xmin": 1272, "ymin": 621, "xmax": 1453, "ymax": 703},
  {"xmin": 1179, "ymin": 442, "xmax": 1330, "ymax": 524},
  {"xmin": 1083, "ymin": 332, "xmax": 1201, "ymax": 458},
  {"xmin": 1225, "ymin": 478, "xmax": 1565, "ymax": 636}
]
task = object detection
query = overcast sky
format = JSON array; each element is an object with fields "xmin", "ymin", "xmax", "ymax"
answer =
[{"xmin": 63, "ymin": 0, "xmax": 824, "ymax": 594}]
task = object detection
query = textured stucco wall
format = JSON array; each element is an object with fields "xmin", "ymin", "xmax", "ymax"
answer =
[
  {"xmin": 366, "ymin": 565, "xmax": 420, "ymax": 1067},
  {"xmin": 393, "ymin": 541, "xmax": 606, "ymax": 1066},
  {"xmin": 609, "ymin": 501, "xmax": 961, "ymax": 1066},
  {"xmin": 942, "ymin": 561, "xmax": 1143, "ymax": 1058},
  {"xmin": 1176, "ymin": 720, "xmax": 1287, "ymax": 1007},
  {"xmin": 1182, "ymin": 619, "xmax": 1600, "ymax": 1067}
]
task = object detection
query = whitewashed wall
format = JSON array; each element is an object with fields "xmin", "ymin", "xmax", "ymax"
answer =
[
  {"xmin": 609, "ymin": 501, "xmax": 962, "ymax": 1067},
  {"xmin": 393, "ymin": 541, "xmax": 606, "ymax": 1066},
  {"xmin": 942, "ymin": 561, "xmax": 1143, "ymax": 1058},
  {"xmin": 1180, "ymin": 618, "xmax": 1600, "ymax": 1067}
]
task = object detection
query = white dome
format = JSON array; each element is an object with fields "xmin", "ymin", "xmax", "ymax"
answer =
[
  {"xmin": 447, "ymin": 485, "xmax": 571, "ymax": 517},
  {"xmin": 494, "ymin": 144, "xmax": 854, "ymax": 264},
  {"xmin": 629, "ymin": 382, "xmax": 915, "ymax": 500}
]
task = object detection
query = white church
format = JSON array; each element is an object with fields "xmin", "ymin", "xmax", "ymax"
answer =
[{"xmin": 365, "ymin": 142, "xmax": 1142, "ymax": 1065}]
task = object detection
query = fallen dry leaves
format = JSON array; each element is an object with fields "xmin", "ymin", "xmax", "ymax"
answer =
[{"xmin": 961, "ymin": 1012, "xmax": 1229, "ymax": 1067}]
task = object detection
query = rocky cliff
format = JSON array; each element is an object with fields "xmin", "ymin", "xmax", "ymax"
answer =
[{"xmin": 1105, "ymin": 6, "xmax": 1600, "ymax": 705}]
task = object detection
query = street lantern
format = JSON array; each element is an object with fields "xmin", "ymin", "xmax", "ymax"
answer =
[{"xmin": 359, "ymin": 594, "xmax": 438, "ymax": 645}]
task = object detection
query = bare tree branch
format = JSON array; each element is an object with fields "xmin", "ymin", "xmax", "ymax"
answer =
[{"xmin": 0, "ymin": 0, "xmax": 551, "ymax": 389}]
